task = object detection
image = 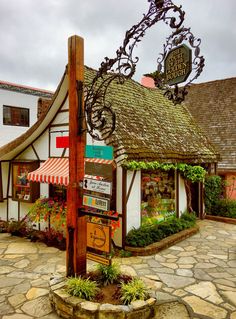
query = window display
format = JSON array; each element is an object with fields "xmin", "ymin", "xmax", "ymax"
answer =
[
  {"xmin": 12, "ymin": 161, "xmax": 39, "ymax": 202},
  {"xmin": 141, "ymin": 170, "xmax": 175, "ymax": 224}
]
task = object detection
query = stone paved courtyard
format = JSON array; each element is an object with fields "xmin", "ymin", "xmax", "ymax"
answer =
[{"xmin": 0, "ymin": 219, "xmax": 236, "ymax": 318}]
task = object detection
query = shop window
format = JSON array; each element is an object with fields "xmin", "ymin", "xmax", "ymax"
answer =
[
  {"xmin": 3, "ymin": 105, "xmax": 29, "ymax": 127},
  {"xmin": 141, "ymin": 170, "xmax": 175, "ymax": 224},
  {"xmin": 12, "ymin": 161, "xmax": 39, "ymax": 202},
  {"xmin": 49, "ymin": 184, "xmax": 67, "ymax": 201}
]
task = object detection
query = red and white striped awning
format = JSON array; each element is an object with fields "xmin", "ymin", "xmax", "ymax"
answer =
[
  {"xmin": 28, "ymin": 158, "xmax": 69, "ymax": 186},
  {"xmin": 27, "ymin": 157, "xmax": 116, "ymax": 186}
]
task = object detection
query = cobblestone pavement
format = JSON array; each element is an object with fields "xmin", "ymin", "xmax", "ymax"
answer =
[{"xmin": 0, "ymin": 219, "xmax": 235, "ymax": 319}]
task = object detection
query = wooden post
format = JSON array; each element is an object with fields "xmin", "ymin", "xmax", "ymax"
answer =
[{"xmin": 66, "ymin": 35, "xmax": 87, "ymax": 277}]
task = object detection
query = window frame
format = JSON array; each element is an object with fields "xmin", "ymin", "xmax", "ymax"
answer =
[{"xmin": 3, "ymin": 105, "xmax": 30, "ymax": 127}]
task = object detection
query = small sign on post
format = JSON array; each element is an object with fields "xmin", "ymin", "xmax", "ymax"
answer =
[
  {"xmin": 85, "ymin": 145, "xmax": 113, "ymax": 160},
  {"xmin": 83, "ymin": 194, "xmax": 110, "ymax": 211},
  {"xmin": 87, "ymin": 222, "xmax": 111, "ymax": 253},
  {"xmin": 83, "ymin": 178, "xmax": 112, "ymax": 195},
  {"xmin": 85, "ymin": 161, "xmax": 114, "ymax": 180}
]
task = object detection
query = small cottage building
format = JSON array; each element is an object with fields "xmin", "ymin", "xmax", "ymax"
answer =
[{"xmin": 0, "ymin": 66, "xmax": 218, "ymax": 247}]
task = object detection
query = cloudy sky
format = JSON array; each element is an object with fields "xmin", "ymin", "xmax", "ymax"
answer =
[{"xmin": 0, "ymin": 0, "xmax": 235, "ymax": 91}]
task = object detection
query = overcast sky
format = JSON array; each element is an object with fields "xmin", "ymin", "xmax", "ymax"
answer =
[{"xmin": 0, "ymin": 0, "xmax": 235, "ymax": 91}]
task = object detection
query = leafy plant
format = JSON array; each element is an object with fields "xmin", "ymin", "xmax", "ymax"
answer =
[
  {"xmin": 0, "ymin": 219, "xmax": 8, "ymax": 233},
  {"xmin": 120, "ymin": 278, "xmax": 149, "ymax": 305},
  {"xmin": 66, "ymin": 277, "xmax": 99, "ymax": 301},
  {"xmin": 119, "ymin": 249, "xmax": 132, "ymax": 258},
  {"xmin": 96, "ymin": 263, "xmax": 121, "ymax": 286},
  {"xmin": 204, "ymin": 175, "xmax": 223, "ymax": 213},
  {"xmin": 210, "ymin": 199, "xmax": 236, "ymax": 219},
  {"xmin": 122, "ymin": 160, "xmax": 206, "ymax": 183},
  {"xmin": 42, "ymin": 227, "xmax": 66, "ymax": 250},
  {"xmin": 125, "ymin": 213, "xmax": 196, "ymax": 247},
  {"xmin": 28, "ymin": 197, "xmax": 67, "ymax": 231},
  {"xmin": 7, "ymin": 217, "xmax": 33, "ymax": 237}
]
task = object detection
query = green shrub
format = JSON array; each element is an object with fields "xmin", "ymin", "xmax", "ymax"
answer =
[
  {"xmin": 204, "ymin": 175, "xmax": 223, "ymax": 213},
  {"xmin": 97, "ymin": 263, "xmax": 121, "ymax": 286},
  {"xmin": 120, "ymin": 278, "xmax": 149, "ymax": 305},
  {"xmin": 119, "ymin": 249, "xmax": 132, "ymax": 258},
  {"xmin": 211, "ymin": 199, "xmax": 236, "ymax": 218},
  {"xmin": 125, "ymin": 213, "xmax": 196, "ymax": 247},
  {"xmin": 180, "ymin": 212, "xmax": 197, "ymax": 224},
  {"xmin": 125, "ymin": 226, "xmax": 153, "ymax": 247},
  {"xmin": 66, "ymin": 277, "xmax": 99, "ymax": 300}
]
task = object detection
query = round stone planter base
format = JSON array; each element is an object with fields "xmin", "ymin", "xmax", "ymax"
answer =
[{"xmin": 49, "ymin": 277, "xmax": 157, "ymax": 319}]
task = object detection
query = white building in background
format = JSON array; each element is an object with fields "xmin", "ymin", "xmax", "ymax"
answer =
[{"xmin": 0, "ymin": 80, "xmax": 53, "ymax": 147}]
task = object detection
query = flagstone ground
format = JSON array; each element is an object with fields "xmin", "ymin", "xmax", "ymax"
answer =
[{"xmin": 0, "ymin": 219, "xmax": 235, "ymax": 319}]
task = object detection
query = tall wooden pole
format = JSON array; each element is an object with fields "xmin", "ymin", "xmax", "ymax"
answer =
[{"xmin": 67, "ymin": 35, "xmax": 87, "ymax": 277}]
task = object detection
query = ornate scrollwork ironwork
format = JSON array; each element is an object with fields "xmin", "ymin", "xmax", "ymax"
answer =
[
  {"xmin": 153, "ymin": 27, "xmax": 205, "ymax": 104},
  {"xmin": 84, "ymin": 0, "xmax": 204, "ymax": 140}
]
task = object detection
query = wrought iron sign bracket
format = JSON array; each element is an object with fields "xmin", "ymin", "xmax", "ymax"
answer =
[
  {"xmin": 84, "ymin": 0, "xmax": 205, "ymax": 141},
  {"xmin": 76, "ymin": 80, "xmax": 87, "ymax": 136}
]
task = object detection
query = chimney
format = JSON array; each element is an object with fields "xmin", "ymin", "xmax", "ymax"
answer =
[
  {"xmin": 141, "ymin": 76, "xmax": 155, "ymax": 88},
  {"xmin": 37, "ymin": 98, "xmax": 52, "ymax": 119}
]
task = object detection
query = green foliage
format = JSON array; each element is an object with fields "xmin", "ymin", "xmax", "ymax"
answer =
[
  {"xmin": 180, "ymin": 211, "xmax": 197, "ymax": 224},
  {"xmin": 204, "ymin": 175, "xmax": 223, "ymax": 213},
  {"xmin": 0, "ymin": 220, "xmax": 8, "ymax": 233},
  {"xmin": 204, "ymin": 175, "xmax": 236, "ymax": 219},
  {"xmin": 119, "ymin": 249, "xmax": 133, "ymax": 258},
  {"xmin": 120, "ymin": 278, "xmax": 149, "ymax": 305},
  {"xmin": 28, "ymin": 197, "xmax": 67, "ymax": 232},
  {"xmin": 6, "ymin": 218, "xmax": 33, "ymax": 237},
  {"xmin": 122, "ymin": 161, "xmax": 206, "ymax": 182},
  {"xmin": 66, "ymin": 277, "xmax": 99, "ymax": 300},
  {"xmin": 125, "ymin": 213, "xmax": 196, "ymax": 247},
  {"xmin": 96, "ymin": 263, "xmax": 121, "ymax": 286},
  {"xmin": 210, "ymin": 199, "xmax": 236, "ymax": 219}
]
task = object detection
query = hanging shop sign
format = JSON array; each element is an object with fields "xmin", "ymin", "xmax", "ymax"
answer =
[
  {"xmin": 83, "ymin": 194, "xmax": 110, "ymax": 211},
  {"xmin": 83, "ymin": 178, "xmax": 112, "ymax": 195},
  {"xmin": 87, "ymin": 222, "xmax": 111, "ymax": 253},
  {"xmin": 84, "ymin": 160, "xmax": 114, "ymax": 180},
  {"xmin": 164, "ymin": 44, "xmax": 192, "ymax": 86},
  {"xmin": 85, "ymin": 145, "xmax": 113, "ymax": 160}
]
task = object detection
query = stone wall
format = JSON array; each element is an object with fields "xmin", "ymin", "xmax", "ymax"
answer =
[{"xmin": 49, "ymin": 277, "xmax": 157, "ymax": 319}]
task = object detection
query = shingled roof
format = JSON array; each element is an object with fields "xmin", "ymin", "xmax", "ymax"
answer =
[
  {"xmin": 184, "ymin": 78, "xmax": 236, "ymax": 171},
  {"xmin": 0, "ymin": 67, "xmax": 218, "ymax": 164},
  {"xmin": 85, "ymin": 67, "xmax": 218, "ymax": 164}
]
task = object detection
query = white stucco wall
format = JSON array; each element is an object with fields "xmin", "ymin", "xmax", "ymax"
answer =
[
  {"xmin": 179, "ymin": 175, "xmax": 187, "ymax": 215},
  {"xmin": 126, "ymin": 170, "xmax": 141, "ymax": 233},
  {"xmin": 0, "ymin": 88, "xmax": 43, "ymax": 147}
]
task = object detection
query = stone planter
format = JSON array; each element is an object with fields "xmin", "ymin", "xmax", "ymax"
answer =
[{"xmin": 49, "ymin": 277, "xmax": 157, "ymax": 319}]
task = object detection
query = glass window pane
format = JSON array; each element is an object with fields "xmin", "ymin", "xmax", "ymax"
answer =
[
  {"xmin": 141, "ymin": 170, "xmax": 175, "ymax": 225},
  {"xmin": 3, "ymin": 105, "xmax": 29, "ymax": 127}
]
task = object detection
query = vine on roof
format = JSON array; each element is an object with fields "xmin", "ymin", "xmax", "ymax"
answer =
[{"xmin": 122, "ymin": 160, "xmax": 206, "ymax": 183}]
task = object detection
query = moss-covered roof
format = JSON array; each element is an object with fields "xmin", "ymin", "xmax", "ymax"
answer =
[
  {"xmin": 0, "ymin": 66, "xmax": 218, "ymax": 164},
  {"xmin": 85, "ymin": 67, "xmax": 219, "ymax": 164}
]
